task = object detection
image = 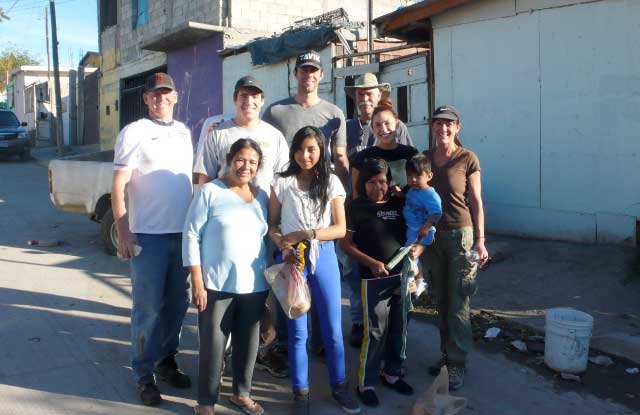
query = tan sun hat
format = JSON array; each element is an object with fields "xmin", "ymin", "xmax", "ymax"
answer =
[{"xmin": 345, "ymin": 73, "xmax": 391, "ymax": 99}]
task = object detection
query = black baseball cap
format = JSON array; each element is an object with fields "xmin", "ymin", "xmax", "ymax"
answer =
[
  {"xmin": 234, "ymin": 75, "xmax": 264, "ymax": 93},
  {"xmin": 144, "ymin": 72, "xmax": 175, "ymax": 92},
  {"xmin": 432, "ymin": 105, "xmax": 460, "ymax": 122},
  {"xmin": 295, "ymin": 50, "xmax": 322, "ymax": 70}
]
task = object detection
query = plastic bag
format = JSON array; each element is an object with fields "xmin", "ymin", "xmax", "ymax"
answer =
[
  {"xmin": 264, "ymin": 263, "xmax": 311, "ymax": 319},
  {"xmin": 410, "ymin": 366, "xmax": 466, "ymax": 415}
]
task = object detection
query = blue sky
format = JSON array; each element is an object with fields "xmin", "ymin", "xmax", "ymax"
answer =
[{"xmin": 0, "ymin": 0, "xmax": 98, "ymax": 68}]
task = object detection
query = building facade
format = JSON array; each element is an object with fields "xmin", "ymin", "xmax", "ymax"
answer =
[
  {"xmin": 97, "ymin": 0, "xmax": 404, "ymax": 149},
  {"xmin": 375, "ymin": 0, "xmax": 640, "ymax": 245}
]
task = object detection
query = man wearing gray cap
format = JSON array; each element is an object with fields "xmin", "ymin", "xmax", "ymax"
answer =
[
  {"xmin": 193, "ymin": 75, "xmax": 289, "ymax": 192},
  {"xmin": 112, "ymin": 72, "xmax": 193, "ymax": 406},
  {"xmin": 262, "ymin": 50, "xmax": 349, "ymax": 185},
  {"xmin": 345, "ymin": 72, "xmax": 414, "ymax": 159}
]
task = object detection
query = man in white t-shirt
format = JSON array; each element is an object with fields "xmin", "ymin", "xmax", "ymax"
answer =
[
  {"xmin": 111, "ymin": 72, "xmax": 193, "ymax": 406},
  {"xmin": 193, "ymin": 75, "xmax": 289, "ymax": 191}
]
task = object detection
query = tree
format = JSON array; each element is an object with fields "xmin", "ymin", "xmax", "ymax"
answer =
[
  {"xmin": 0, "ymin": 48, "xmax": 41, "ymax": 93},
  {"xmin": 0, "ymin": 7, "xmax": 9, "ymax": 22}
]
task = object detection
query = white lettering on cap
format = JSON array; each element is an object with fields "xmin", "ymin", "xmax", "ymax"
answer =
[{"xmin": 299, "ymin": 52, "xmax": 320, "ymax": 61}]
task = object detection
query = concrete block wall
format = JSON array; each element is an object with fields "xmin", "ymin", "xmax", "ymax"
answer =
[
  {"xmin": 228, "ymin": 0, "xmax": 402, "ymax": 39},
  {"xmin": 101, "ymin": 0, "xmax": 406, "ymax": 83}
]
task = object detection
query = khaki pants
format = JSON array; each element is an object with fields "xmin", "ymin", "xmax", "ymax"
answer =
[{"xmin": 424, "ymin": 226, "xmax": 477, "ymax": 366}]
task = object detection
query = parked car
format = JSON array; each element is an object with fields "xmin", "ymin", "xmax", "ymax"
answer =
[
  {"xmin": 0, "ymin": 109, "xmax": 31, "ymax": 160},
  {"xmin": 48, "ymin": 150, "xmax": 117, "ymax": 254}
]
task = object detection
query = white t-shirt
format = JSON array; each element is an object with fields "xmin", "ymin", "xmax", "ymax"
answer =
[
  {"xmin": 113, "ymin": 118, "xmax": 193, "ymax": 234},
  {"xmin": 193, "ymin": 119, "xmax": 290, "ymax": 192},
  {"xmin": 272, "ymin": 174, "xmax": 346, "ymax": 235}
]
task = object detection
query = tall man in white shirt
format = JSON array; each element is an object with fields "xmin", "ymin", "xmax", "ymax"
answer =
[{"xmin": 112, "ymin": 73, "xmax": 193, "ymax": 406}]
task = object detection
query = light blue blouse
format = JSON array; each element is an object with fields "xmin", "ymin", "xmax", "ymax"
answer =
[{"xmin": 182, "ymin": 180, "xmax": 269, "ymax": 294}]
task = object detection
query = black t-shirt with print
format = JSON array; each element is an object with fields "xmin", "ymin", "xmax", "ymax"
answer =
[
  {"xmin": 352, "ymin": 144, "xmax": 418, "ymax": 188},
  {"xmin": 346, "ymin": 196, "xmax": 407, "ymax": 279}
]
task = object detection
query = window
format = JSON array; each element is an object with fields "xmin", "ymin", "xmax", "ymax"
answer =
[
  {"xmin": 99, "ymin": 0, "xmax": 117, "ymax": 32},
  {"xmin": 36, "ymin": 82, "xmax": 49, "ymax": 103},
  {"xmin": 132, "ymin": 0, "xmax": 148, "ymax": 30}
]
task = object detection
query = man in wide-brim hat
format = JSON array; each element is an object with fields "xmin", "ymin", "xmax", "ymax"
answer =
[{"xmin": 345, "ymin": 73, "xmax": 414, "ymax": 159}]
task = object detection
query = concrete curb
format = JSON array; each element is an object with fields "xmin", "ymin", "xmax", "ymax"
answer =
[{"xmin": 471, "ymin": 308, "xmax": 640, "ymax": 366}]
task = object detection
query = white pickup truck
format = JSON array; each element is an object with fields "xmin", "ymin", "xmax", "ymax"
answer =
[{"xmin": 48, "ymin": 150, "xmax": 117, "ymax": 255}]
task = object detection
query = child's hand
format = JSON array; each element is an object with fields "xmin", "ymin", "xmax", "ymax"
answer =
[
  {"xmin": 282, "ymin": 249, "xmax": 298, "ymax": 265},
  {"xmin": 368, "ymin": 260, "xmax": 389, "ymax": 278},
  {"xmin": 418, "ymin": 222, "xmax": 433, "ymax": 238},
  {"xmin": 409, "ymin": 243, "xmax": 424, "ymax": 259}
]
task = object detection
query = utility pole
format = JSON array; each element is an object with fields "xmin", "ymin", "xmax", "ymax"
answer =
[
  {"xmin": 367, "ymin": 0, "xmax": 373, "ymax": 63},
  {"xmin": 45, "ymin": 7, "xmax": 55, "ymax": 145},
  {"xmin": 50, "ymin": 0, "xmax": 64, "ymax": 155}
]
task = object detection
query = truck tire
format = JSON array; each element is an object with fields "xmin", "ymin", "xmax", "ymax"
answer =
[{"xmin": 100, "ymin": 208, "xmax": 118, "ymax": 256}]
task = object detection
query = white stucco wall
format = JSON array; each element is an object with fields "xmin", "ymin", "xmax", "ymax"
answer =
[
  {"xmin": 432, "ymin": 0, "xmax": 639, "ymax": 244},
  {"xmin": 11, "ymin": 68, "xmax": 71, "ymax": 137}
]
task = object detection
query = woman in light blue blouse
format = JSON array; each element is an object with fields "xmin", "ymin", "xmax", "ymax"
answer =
[{"xmin": 183, "ymin": 138, "xmax": 268, "ymax": 415}]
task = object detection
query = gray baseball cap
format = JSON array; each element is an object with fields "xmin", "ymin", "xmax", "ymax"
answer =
[{"xmin": 431, "ymin": 105, "xmax": 460, "ymax": 122}]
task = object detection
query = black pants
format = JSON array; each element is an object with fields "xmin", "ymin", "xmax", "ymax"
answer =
[
  {"xmin": 357, "ymin": 275, "xmax": 404, "ymax": 387},
  {"xmin": 197, "ymin": 289, "xmax": 268, "ymax": 405}
]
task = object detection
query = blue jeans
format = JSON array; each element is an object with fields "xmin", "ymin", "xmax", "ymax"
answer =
[
  {"xmin": 286, "ymin": 241, "xmax": 346, "ymax": 392},
  {"xmin": 130, "ymin": 233, "xmax": 190, "ymax": 384}
]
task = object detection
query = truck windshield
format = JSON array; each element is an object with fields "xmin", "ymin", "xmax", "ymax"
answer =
[{"xmin": 0, "ymin": 112, "xmax": 20, "ymax": 127}]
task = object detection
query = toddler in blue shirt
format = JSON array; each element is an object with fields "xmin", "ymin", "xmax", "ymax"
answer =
[
  {"xmin": 403, "ymin": 154, "xmax": 442, "ymax": 297},
  {"xmin": 402, "ymin": 154, "xmax": 442, "ymax": 297},
  {"xmin": 404, "ymin": 154, "xmax": 442, "ymax": 246}
]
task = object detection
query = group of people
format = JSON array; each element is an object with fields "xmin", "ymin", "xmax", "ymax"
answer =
[{"xmin": 111, "ymin": 50, "xmax": 489, "ymax": 415}]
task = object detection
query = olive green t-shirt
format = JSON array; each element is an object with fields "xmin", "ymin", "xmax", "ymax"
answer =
[{"xmin": 423, "ymin": 147, "xmax": 480, "ymax": 231}]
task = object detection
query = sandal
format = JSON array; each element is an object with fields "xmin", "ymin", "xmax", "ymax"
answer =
[{"xmin": 228, "ymin": 396, "xmax": 264, "ymax": 415}]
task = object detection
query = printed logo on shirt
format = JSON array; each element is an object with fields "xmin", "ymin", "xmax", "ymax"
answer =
[{"xmin": 377, "ymin": 210, "xmax": 400, "ymax": 221}]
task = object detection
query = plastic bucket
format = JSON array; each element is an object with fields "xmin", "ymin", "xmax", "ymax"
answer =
[{"xmin": 544, "ymin": 308, "xmax": 593, "ymax": 373}]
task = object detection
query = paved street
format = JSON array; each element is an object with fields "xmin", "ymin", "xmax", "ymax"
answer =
[{"xmin": 0, "ymin": 157, "xmax": 635, "ymax": 415}]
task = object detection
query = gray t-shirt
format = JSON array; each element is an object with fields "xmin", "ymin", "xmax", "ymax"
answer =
[
  {"xmin": 262, "ymin": 96, "xmax": 347, "ymax": 149},
  {"xmin": 193, "ymin": 119, "xmax": 290, "ymax": 192}
]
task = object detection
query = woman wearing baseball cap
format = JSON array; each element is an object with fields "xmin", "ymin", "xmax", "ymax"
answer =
[{"xmin": 423, "ymin": 105, "xmax": 489, "ymax": 391}]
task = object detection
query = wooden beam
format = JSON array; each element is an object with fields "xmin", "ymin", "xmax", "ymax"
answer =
[{"xmin": 381, "ymin": 0, "xmax": 475, "ymax": 34}]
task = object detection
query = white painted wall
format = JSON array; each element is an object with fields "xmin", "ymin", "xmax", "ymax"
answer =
[{"xmin": 432, "ymin": 0, "xmax": 639, "ymax": 244}]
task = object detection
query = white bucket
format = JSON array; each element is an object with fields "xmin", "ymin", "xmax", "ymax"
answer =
[{"xmin": 544, "ymin": 308, "xmax": 594, "ymax": 373}]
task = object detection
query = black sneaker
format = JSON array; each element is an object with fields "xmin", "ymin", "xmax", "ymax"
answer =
[
  {"xmin": 380, "ymin": 375, "xmax": 414, "ymax": 396},
  {"xmin": 155, "ymin": 355, "xmax": 192, "ymax": 389},
  {"xmin": 349, "ymin": 324, "xmax": 364, "ymax": 348},
  {"xmin": 448, "ymin": 365, "xmax": 465, "ymax": 390},
  {"xmin": 256, "ymin": 348, "xmax": 289, "ymax": 378},
  {"xmin": 138, "ymin": 382, "xmax": 162, "ymax": 406},
  {"xmin": 291, "ymin": 390, "xmax": 310, "ymax": 415},
  {"xmin": 356, "ymin": 387, "xmax": 379, "ymax": 407},
  {"xmin": 331, "ymin": 382, "xmax": 361, "ymax": 414}
]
